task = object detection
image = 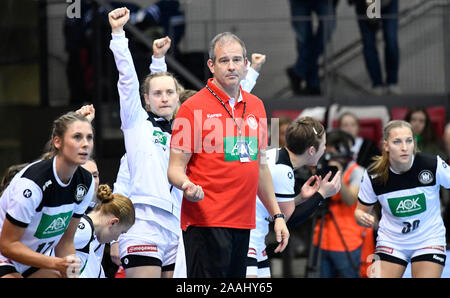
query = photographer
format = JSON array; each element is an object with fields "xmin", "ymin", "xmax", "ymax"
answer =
[{"xmin": 312, "ymin": 129, "xmax": 368, "ymax": 277}]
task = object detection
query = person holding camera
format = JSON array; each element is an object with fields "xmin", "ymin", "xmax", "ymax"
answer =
[{"xmin": 312, "ymin": 129, "xmax": 367, "ymax": 277}]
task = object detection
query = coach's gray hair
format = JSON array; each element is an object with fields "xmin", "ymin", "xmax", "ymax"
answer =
[{"xmin": 208, "ymin": 32, "xmax": 247, "ymax": 63}]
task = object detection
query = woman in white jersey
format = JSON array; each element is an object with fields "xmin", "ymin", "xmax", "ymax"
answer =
[
  {"xmin": 355, "ymin": 120, "xmax": 450, "ymax": 278},
  {"xmin": 0, "ymin": 111, "xmax": 95, "ymax": 278},
  {"xmin": 108, "ymin": 7, "xmax": 268, "ymax": 277},
  {"xmin": 74, "ymin": 184, "xmax": 134, "ymax": 278},
  {"xmin": 246, "ymin": 117, "xmax": 342, "ymax": 277},
  {"xmin": 108, "ymin": 7, "xmax": 184, "ymax": 278}
]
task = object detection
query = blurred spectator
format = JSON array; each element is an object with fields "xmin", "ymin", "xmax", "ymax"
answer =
[
  {"xmin": 444, "ymin": 123, "xmax": 450, "ymax": 163},
  {"xmin": 349, "ymin": 0, "xmax": 400, "ymax": 95},
  {"xmin": 286, "ymin": 0, "xmax": 338, "ymax": 95},
  {"xmin": 404, "ymin": 107, "xmax": 446, "ymax": 159},
  {"xmin": 64, "ymin": 0, "xmax": 185, "ymax": 105},
  {"xmin": 337, "ymin": 111, "xmax": 381, "ymax": 168},
  {"xmin": 277, "ymin": 116, "xmax": 292, "ymax": 148}
]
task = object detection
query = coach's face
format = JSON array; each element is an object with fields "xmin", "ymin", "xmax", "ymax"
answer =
[{"xmin": 208, "ymin": 39, "xmax": 247, "ymax": 95}]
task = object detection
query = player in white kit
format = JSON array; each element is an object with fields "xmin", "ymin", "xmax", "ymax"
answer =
[
  {"xmin": 356, "ymin": 120, "xmax": 450, "ymax": 278},
  {"xmin": 108, "ymin": 7, "xmax": 183, "ymax": 278},
  {"xmin": 0, "ymin": 111, "xmax": 95, "ymax": 278},
  {"xmin": 73, "ymin": 184, "xmax": 134, "ymax": 278},
  {"xmin": 246, "ymin": 117, "xmax": 342, "ymax": 277}
]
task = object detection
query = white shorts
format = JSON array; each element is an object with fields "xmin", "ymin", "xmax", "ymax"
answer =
[
  {"xmin": 375, "ymin": 244, "xmax": 446, "ymax": 266},
  {"xmin": 246, "ymin": 246, "xmax": 270, "ymax": 277},
  {"xmin": 119, "ymin": 217, "xmax": 179, "ymax": 269}
]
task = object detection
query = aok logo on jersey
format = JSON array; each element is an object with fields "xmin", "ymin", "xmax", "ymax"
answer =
[
  {"xmin": 387, "ymin": 193, "xmax": 426, "ymax": 217},
  {"xmin": 153, "ymin": 130, "xmax": 168, "ymax": 146},
  {"xmin": 34, "ymin": 211, "xmax": 73, "ymax": 239}
]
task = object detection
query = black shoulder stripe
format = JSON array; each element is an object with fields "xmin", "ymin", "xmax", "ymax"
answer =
[
  {"xmin": 358, "ymin": 198, "xmax": 376, "ymax": 206},
  {"xmin": 21, "ymin": 159, "xmax": 52, "ymax": 189},
  {"xmin": 94, "ymin": 243, "xmax": 103, "ymax": 252},
  {"xmin": 6, "ymin": 213, "xmax": 29, "ymax": 228},
  {"xmin": 370, "ymin": 153, "xmax": 438, "ymax": 195},
  {"xmin": 275, "ymin": 193, "xmax": 296, "ymax": 199},
  {"xmin": 72, "ymin": 213, "xmax": 84, "ymax": 218},
  {"xmin": 275, "ymin": 147, "xmax": 293, "ymax": 168},
  {"xmin": 77, "ymin": 215, "xmax": 95, "ymax": 254}
]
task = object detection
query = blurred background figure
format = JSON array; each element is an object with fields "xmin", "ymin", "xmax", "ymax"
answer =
[
  {"xmin": 349, "ymin": 0, "xmax": 400, "ymax": 95},
  {"xmin": 337, "ymin": 111, "xmax": 381, "ymax": 168},
  {"xmin": 286, "ymin": 0, "xmax": 338, "ymax": 95},
  {"xmin": 277, "ymin": 116, "xmax": 293, "ymax": 148},
  {"xmin": 64, "ymin": 0, "xmax": 185, "ymax": 105},
  {"xmin": 442, "ymin": 123, "xmax": 450, "ymax": 164},
  {"xmin": 404, "ymin": 107, "xmax": 445, "ymax": 159}
]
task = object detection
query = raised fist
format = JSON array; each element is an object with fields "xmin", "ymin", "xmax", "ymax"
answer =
[
  {"xmin": 153, "ymin": 36, "xmax": 172, "ymax": 59},
  {"xmin": 108, "ymin": 7, "xmax": 130, "ymax": 35}
]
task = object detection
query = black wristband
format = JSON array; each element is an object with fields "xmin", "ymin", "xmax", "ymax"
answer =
[{"xmin": 271, "ymin": 213, "xmax": 286, "ymax": 222}]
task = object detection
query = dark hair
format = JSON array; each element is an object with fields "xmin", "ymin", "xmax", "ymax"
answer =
[
  {"xmin": 325, "ymin": 129, "xmax": 355, "ymax": 159},
  {"xmin": 0, "ymin": 163, "xmax": 28, "ymax": 196},
  {"xmin": 337, "ymin": 111, "xmax": 359, "ymax": 128},
  {"xmin": 285, "ymin": 117, "xmax": 325, "ymax": 155},
  {"xmin": 404, "ymin": 107, "xmax": 438, "ymax": 145}
]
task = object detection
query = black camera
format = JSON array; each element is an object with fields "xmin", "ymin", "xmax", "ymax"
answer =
[
  {"xmin": 316, "ymin": 129, "xmax": 355, "ymax": 181},
  {"xmin": 316, "ymin": 153, "xmax": 341, "ymax": 182}
]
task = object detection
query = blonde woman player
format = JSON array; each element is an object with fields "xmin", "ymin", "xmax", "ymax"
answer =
[
  {"xmin": 355, "ymin": 120, "xmax": 450, "ymax": 278},
  {"xmin": 0, "ymin": 111, "xmax": 95, "ymax": 278},
  {"xmin": 108, "ymin": 7, "xmax": 183, "ymax": 278}
]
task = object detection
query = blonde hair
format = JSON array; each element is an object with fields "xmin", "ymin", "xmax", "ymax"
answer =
[
  {"xmin": 41, "ymin": 112, "xmax": 92, "ymax": 160},
  {"xmin": 368, "ymin": 120, "xmax": 418, "ymax": 185},
  {"xmin": 95, "ymin": 184, "xmax": 135, "ymax": 227}
]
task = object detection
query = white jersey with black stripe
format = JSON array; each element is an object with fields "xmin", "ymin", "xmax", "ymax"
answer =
[
  {"xmin": 249, "ymin": 148, "xmax": 296, "ymax": 255},
  {"xmin": 75, "ymin": 215, "xmax": 105, "ymax": 278},
  {"xmin": 358, "ymin": 153, "xmax": 450, "ymax": 250},
  {"xmin": 0, "ymin": 157, "xmax": 94, "ymax": 274}
]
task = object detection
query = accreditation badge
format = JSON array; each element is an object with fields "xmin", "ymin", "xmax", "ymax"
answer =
[
  {"xmin": 236, "ymin": 140, "xmax": 250, "ymax": 162},
  {"xmin": 224, "ymin": 136, "xmax": 258, "ymax": 162}
]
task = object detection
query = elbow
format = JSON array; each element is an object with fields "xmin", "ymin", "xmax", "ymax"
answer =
[
  {"xmin": 167, "ymin": 167, "xmax": 174, "ymax": 186},
  {"xmin": 0, "ymin": 240, "xmax": 13, "ymax": 259}
]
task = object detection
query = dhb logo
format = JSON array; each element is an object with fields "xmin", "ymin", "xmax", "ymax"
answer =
[{"xmin": 366, "ymin": 0, "xmax": 381, "ymax": 19}]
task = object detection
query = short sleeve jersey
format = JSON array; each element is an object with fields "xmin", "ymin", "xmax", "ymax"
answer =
[
  {"xmin": 171, "ymin": 78, "xmax": 268, "ymax": 230},
  {"xmin": 358, "ymin": 153, "xmax": 450, "ymax": 249},
  {"xmin": 0, "ymin": 157, "xmax": 94, "ymax": 274},
  {"xmin": 74, "ymin": 215, "xmax": 105, "ymax": 278},
  {"xmin": 250, "ymin": 148, "xmax": 296, "ymax": 251}
]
